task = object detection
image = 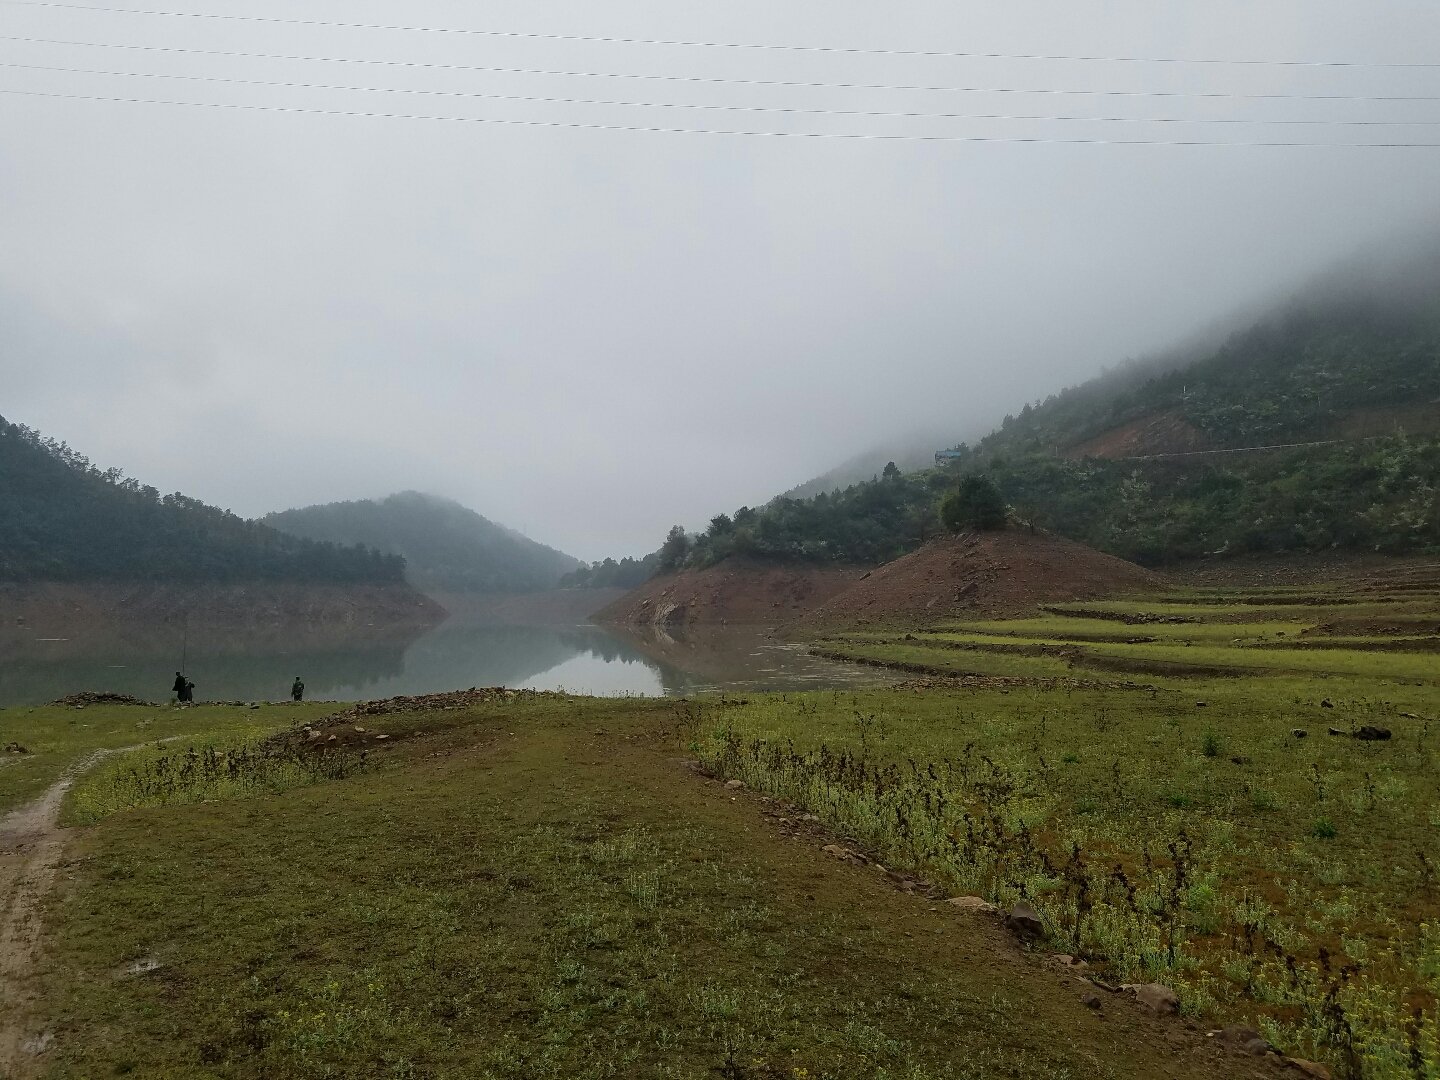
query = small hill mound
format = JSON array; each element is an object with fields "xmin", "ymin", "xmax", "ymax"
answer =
[
  {"xmin": 265, "ymin": 492, "xmax": 580, "ymax": 595},
  {"xmin": 806, "ymin": 530, "xmax": 1162, "ymax": 627},
  {"xmin": 596, "ymin": 559, "xmax": 864, "ymax": 630}
]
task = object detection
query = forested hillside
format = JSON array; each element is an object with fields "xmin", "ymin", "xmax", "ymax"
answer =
[
  {"xmin": 650, "ymin": 240, "xmax": 1440, "ymax": 570},
  {"xmin": 0, "ymin": 417, "xmax": 405, "ymax": 583},
  {"xmin": 265, "ymin": 492, "xmax": 581, "ymax": 594}
]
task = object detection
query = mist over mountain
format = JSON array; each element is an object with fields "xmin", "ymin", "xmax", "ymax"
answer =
[
  {"xmin": 0, "ymin": 415, "xmax": 405, "ymax": 584},
  {"xmin": 265, "ymin": 492, "xmax": 582, "ymax": 595},
  {"xmin": 654, "ymin": 235, "xmax": 1440, "ymax": 571},
  {"xmin": 779, "ymin": 431, "xmax": 959, "ymax": 502}
]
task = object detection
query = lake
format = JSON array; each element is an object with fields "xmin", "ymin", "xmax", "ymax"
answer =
[{"xmin": 0, "ymin": 617, "xmax": 879, "ymax": 706}]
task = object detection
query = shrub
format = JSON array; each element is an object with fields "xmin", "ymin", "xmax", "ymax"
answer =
[{"xmin": 939, "ymin": 475, "xmax": 1007, "ymax": 533}]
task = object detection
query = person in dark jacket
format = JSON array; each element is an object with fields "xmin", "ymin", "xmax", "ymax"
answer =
[
  {"xmin": 291, "ymin": 676, "xmax": 305, "ymax": 702},
  {"xmin": 172, "ymin": 672, "xmax": 187, "ymax": 701}
]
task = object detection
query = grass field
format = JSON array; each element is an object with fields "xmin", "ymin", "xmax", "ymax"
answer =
[
  {"xmin": 4, "ymin": 696, "xmax": 1286, "ymax": 1080},
  {"xmin": 794, "ymin": 579, "xmax": 1440, "ymax": 1078},
  {"xmin": 2, "ymin": 575, "xmax": 1436, "ymax": 1079},
  {"xmin": 0, "ymin": 700, "xmax": 338, "ymax": 816}
]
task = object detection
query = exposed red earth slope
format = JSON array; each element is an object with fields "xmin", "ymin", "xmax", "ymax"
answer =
[
  {"xmin": 804, "ymin": 530, "xmax": 1163, "ymax": 627},
  {"xmin": 595, "ymin": 558, "xmax": 864, "ymax": 630}
]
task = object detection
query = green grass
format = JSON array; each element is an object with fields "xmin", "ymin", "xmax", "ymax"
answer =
[
  {"xmin": 17, "ymin": 698, "xmax": 1261, "ymax": 1080},
  {"xmin": 0, "ymin": 701, "xmax": 336, "ymax": 815},
  {"xmin": 694, "ymin": 679, "xmax": 1440, "ymax": 1077}
]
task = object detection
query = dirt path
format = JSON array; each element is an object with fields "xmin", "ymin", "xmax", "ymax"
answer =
[{"xmin": 0, "ymin": 740, "xmax": 184, "ymax": 1078}]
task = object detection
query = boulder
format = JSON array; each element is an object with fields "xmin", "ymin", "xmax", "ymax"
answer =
[
  {"xmin": 4, "ymin": 742, "xmax": 29, "ymax": 754},
  {"xmin": 1004, "ymin": 902, "xmax": 1045, "ymax": 941},
  {"xmin": 724, "ymin": 779, "xmax": 745, "ymax": 790},
  {"xmin": 1122, "ymin": 982, "xmax": 1179, "ymax": 1015},
  {"xmin": 1215, "ymin": 1026, "xmax": 1273, "ymax": 1056},
  {"xmin": 1292, "ymin": 729, "xmax": 1308, "ymax": 739}
]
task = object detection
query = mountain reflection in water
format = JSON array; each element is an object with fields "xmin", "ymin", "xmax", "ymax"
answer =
[{"xmin": 0, "ymin": 617, "xmax": 877, "ymax": 706}]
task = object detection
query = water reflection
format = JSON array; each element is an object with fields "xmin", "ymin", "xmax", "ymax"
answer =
[{"xmin": 0, "ymin": 615, "xmax": 877, "ymax": 706}]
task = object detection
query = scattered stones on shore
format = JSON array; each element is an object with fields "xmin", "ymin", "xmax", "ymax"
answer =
[
  {"xmin": 48, "ymin": 692, "xmax": 155, "ymax": 707},
  {"xmin": 821, "ymin": 844, "xmax": 869, "ymax": 866}
]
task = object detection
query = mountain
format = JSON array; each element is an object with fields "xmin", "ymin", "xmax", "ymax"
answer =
[
  {"xmin": 649, "ymin": 236, "xmax": 1440, "ymax": 570},
  {"xmin": 265, "ymin": 492, "xmax": 582, "ymax": 595},
  {"xmin": 779, "ymin": 431, "xmax": 958, "ymax": 502},
  {"xmin": 0, "ymin": 416, "xmax": 405, "ymax": 584}
]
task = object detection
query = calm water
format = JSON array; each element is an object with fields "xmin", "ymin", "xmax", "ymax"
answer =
[{"xmin": 0, "ymin": 618, "xmax": 878, "ymax": 706}]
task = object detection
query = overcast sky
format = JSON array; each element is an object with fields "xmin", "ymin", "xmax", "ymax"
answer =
[{"xmin": 4, "ymin": 0, "xmax": 1439, "ymax": 560}]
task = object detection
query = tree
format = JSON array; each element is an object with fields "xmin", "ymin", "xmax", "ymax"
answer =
[
  {"xmin": 657, "ymin": 525, "xmax": 691, "ymax": 572},
  {"xmin": 881, "ymin": 461, "xmax": 901, "ymax": 481},
  {"xmin": 939, "ymin": 474, "xmax": 1007, "ymax": 533}
]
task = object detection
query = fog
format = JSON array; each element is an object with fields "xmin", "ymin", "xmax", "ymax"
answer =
[{"xmin": 3, "ymin": 0, "xmax": 1439, "ymax": 560}]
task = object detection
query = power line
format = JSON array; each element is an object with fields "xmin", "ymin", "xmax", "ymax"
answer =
[
  {"xmin": 7, "ymin": 36, "xmax": 1440, "ymax": 103},
  {"xmin": 5, "ymin": 86, "xmax": 1440, "ymax": 147},
  {"xmin": 3, "ymin": 1, "xmax": 1436, "ymax": 69},
  {"xmin": 9, "ymin": 62, "xmax": 1440, "ymax": 127}
]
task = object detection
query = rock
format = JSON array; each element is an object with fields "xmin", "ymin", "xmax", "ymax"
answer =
[
  {"xmin": 1215, "ymin": 1026, "xmax": 1272, "ymax": 1055},
  {"xmin": 1049, "ymin": 953, "xmax": 1089, "ymax": 971},
  {"xmin": 821, "ymin": 844, "xmax": 867, "ymax": 865},
  {"xmin": 1195, "ymin": 701, "xmax": 1207, "ymax": 707},
  {"xmin": 1004, "ymin": 902, "xmax": 1045, "ymax": 941},
  {"xmin": 1285, "ymin": 1060, "xmax": 1332, "ymax": 1079},
  {"xmin": 119, "ymin": 957, "xmax": 163, "ymax": 979},
  {"xmin": 800, "ymin": 813, "xmax": 820, "ymax": 823},
  {"xmin": 1328, "ymin": 726, "xmax": 1345, "ymax": 736},
  {"xmin": 19, "ymin": 1032, "xmax": 53, "ymax": 1056},
  {"xmin": 1082, "ymin": 992, "xmax": 1103, "ymax": 1009},
  {"xmin": 1320, "ymin": 698, "xmax": 1333, "ymax": 708},
  {"xmin": 4, "ymin": 742, "xmax": 29, "ymax": 754},
  {"xmin": 1292, "ymin": 728, "xmax": 1308, "ymax": 738},
  {"xmin": 1121, "ymin": 982, "xmax": 1179, "ymax": 1015},
  {"xmin": 353, "ymin": 726, "xmax": 367, "ymax": 733},
  {"xmin": 373, "ymin": 734, "xmax": 389, "ymax": 740},
  {"xmin": 305, "ymin": 728, "xmax": 322, "ymax": 741},
  {"xmin": 1353, "ymin": 726, "xmax": 1392, "ymax": 741},
  {"xmin": 947, "ymin": 895, "xmax": 997, "ymax": 914},
  {"xmin": 1230, "ymin": 755, "xmax": 1251, "ymax": 765},
  {"xmin": 723, "ymin": 779, "xmax": 745, "ymax": 790}
]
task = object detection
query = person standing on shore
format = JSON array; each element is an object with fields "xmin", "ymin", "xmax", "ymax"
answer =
[
  {"xmin": 291, "ymin": 676, "xmax": 305, "ymax": 702},
  {"xmin": 172, "ymin": 671, "xmax": 187, "ymax": 702}
]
